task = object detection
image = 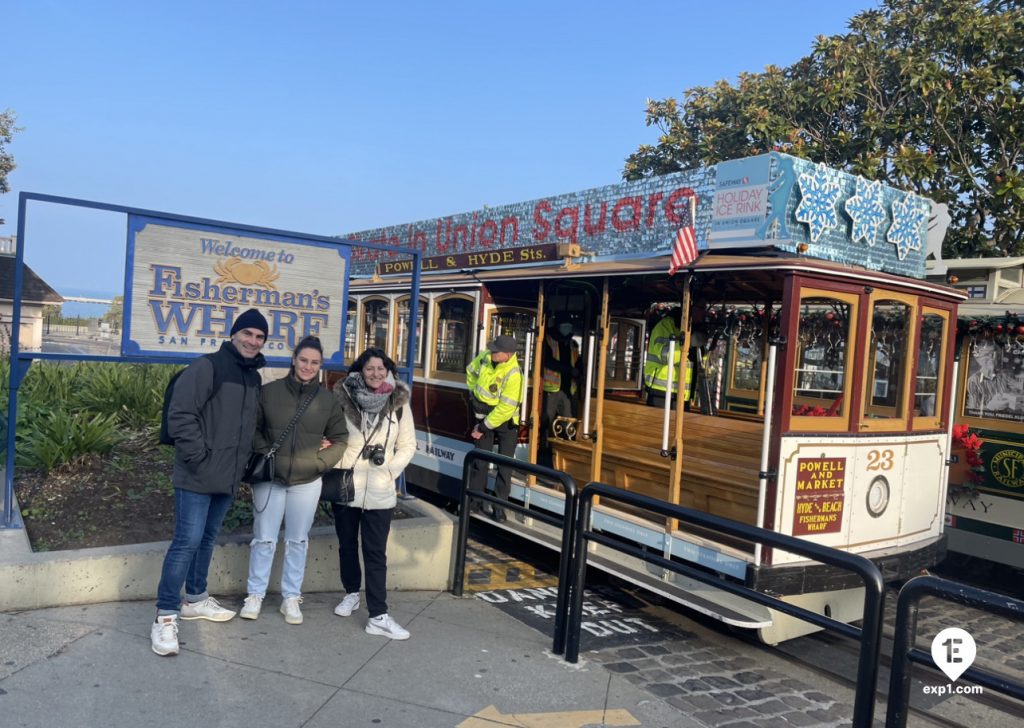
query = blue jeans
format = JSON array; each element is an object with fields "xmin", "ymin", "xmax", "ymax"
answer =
[
  {"xmin": 156, "ymin": 488, "xmax": 234, "ymax": 613},
  {"xmin": 246, "ymin": 478, "xmax": 321, "ymax": 598}
]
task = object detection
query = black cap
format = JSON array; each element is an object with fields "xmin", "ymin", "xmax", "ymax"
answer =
[
  {"xmin": 230, "ymin": 308, "xmax": 269, "ymax": 337},
  {"xmin": 488, "ymin": 335, "xmax": 518, "ymax": 354}
]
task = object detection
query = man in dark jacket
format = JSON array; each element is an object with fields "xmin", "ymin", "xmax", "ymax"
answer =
[{"xmin": 151, "ymin": 308, "xmax": 268, "ymax": 656}]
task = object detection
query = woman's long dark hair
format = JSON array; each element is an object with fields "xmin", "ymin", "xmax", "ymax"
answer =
[{"xmin": 349, "ymin": 347, "xmax": 398, "ymax": 376}]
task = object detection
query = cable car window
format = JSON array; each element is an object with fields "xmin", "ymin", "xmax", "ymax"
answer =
[
  {"xmin": 793, "ymin": 296, "xmax": 853, "ymax": 419},
  {"xmin": 344, "ymin": 298, "xmax": 356, "ymax": 362},
  {"xmin": 864, "ymin": 299, "xmax": 912, "ymax": 420},
  {"xmin": 361, "ymin": 298, "xmax": 390, "ymax": 353},
  {"xmin": 395, "ymin": 297, "xmax": 426, "ymax": 370},
  {"xmin": 914, "ymin": 312, "xmax": 946, "ymax": 421},
  {"xmin": 434, "ymin": 296, "xmax": 474, "ymax": 377},
  {"xmin": 605, "ymin": 318, "xmax": 645, "ymax": 389},
  {"xmin": 488, "ymin": 309, "xmax": 535, "ymax": 362}
]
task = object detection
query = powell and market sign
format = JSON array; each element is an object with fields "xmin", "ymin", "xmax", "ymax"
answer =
[
  {"xmin": 123, "ymin": 216, "xmax": 350, "ymax": 362},
  {"xmin": 346, "ymin": 152, "xmax": 940, "ymax": 280}
]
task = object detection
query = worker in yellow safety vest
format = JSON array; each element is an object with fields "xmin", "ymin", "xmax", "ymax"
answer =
[
  {"xmin": 644, "ymin": 307, "xmax": 686, "ymax": 408},
  {"xmin": 644, "ymin": 305, "xmax": 709, "ymax": 409},
  {"xmin": 542, "ymin": 315, "xmax": 580, "ymax": 437},
  {"xmin": 466, "ymin": 335, "xmax": 524, "ymax": 523}
]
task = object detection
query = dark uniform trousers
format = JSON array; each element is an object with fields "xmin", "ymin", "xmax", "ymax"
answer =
[{"xmin": 468, "ymin": 420, "xmax": 519, "ymax": 501}]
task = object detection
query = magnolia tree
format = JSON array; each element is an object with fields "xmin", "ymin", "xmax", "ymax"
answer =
[
  {"xmin": 625, "ymin": 0, "xmax": 1024, "ymax": 258},
  {"xmin": 1, "ymin": 109, "xmax": 20, "ymax": 226}
]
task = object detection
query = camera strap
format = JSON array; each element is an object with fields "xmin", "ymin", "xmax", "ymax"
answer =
[{"xmin": 359, "ymin": 407, "xmax": 394, "ymax": 454}]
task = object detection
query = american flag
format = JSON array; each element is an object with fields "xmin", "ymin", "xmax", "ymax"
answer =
[{"xmin": 669, "ymin": 193, "xmax": 698, "ymax": 275}]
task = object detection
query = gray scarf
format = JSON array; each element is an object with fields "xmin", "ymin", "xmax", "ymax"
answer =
[{"xmin": 343, "ymin": 372, "xmax": 393, "ymax": 417}]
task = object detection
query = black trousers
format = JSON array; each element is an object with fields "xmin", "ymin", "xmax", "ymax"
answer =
[
  {"xmin": 333, "ymin": 505, "xmax": 392, "ymax": 618},
  {"xmin": 646, "ymin": 389, "xmax": 678, "ymax": 409},
  {"xmin": 468, "ymin": 420, "xmax": 519, "ymax": 500}
]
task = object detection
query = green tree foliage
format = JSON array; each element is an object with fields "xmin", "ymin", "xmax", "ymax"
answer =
[
  {"xmin": 101, "ymin": 295, "xmax": 123, "ymax": 329},
  {"xmin": 624, "ymin": 0, "xmax": 1024, "ymax": 258},
  {"xmin": 1, "ymin": 109, "xmax": 19, "ymax": 195}
]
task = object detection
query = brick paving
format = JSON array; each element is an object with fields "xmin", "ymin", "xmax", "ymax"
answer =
[
  {"xmin": 463, "ymin": 534, "xmax": 1023, "ymax": 727},
  {"xmin": 888, "ymin": 587, "xmax": 1024, "ymax": 685}
]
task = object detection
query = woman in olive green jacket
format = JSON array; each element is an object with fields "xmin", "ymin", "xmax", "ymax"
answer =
[{"xmin": 241, "ymin": 336, "xmax": 347, "ymax": 625}]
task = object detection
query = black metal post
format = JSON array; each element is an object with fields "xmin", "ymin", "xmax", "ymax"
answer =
[
  {"xmin": 450, "ymin": 449, "xmax": 578, "ymax": 655},
  {"xmin": 563, "ymin": 481, "xmax": 886, "ymax": 727},
  {"xmin": 886, "ymin": 575, "xmax": 1024, "ymax": 728}
]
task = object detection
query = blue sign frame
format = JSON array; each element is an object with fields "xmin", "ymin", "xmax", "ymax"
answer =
[
  {"xmin": 123, "ymin": 214, "xmax": 352, "ymax": 366},
  {"xmin": 3, "ymin": 192, "xmax": 421, "ymax": 528}
]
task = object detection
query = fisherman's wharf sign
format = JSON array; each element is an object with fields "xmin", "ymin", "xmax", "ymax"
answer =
[{"xmin": 123, "ymin": 216, "xmax": 350, "ymax": 362}]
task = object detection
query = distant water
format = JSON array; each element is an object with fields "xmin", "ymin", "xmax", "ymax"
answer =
[{"xmin": 57, "ymin": 286, "xmax": 118, "ymax": 319}]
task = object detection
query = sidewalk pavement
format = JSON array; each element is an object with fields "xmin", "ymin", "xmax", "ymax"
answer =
[{"xmin": 0, "ymin": 590, "xmax": 696, "ymax": 728}]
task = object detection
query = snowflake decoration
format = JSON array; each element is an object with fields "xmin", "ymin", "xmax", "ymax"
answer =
[
  {"xmin": 844, "ymin": 178, "xmax": 886, "ymax": 246},
  {"xmin": 886, "ymin": 194, "xmax": 929, "ymax": 260},
  {"xmin": 794, "ymin": 163, "xmax": 843, "ymax": 243}
]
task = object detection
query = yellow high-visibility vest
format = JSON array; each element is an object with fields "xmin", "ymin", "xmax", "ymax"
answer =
[
  {"xmin": 643, "ymin": 316, "xmax": 693, "ymax": 399},
  {"xmin": 542, "ymin": 335, "xmax": 579, "ymax": 394},
  {"xmin": 466, "ymin": 350, "xmax": 523, "ymax": 427}
]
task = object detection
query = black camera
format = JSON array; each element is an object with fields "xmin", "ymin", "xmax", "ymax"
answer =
[{"xmin": 361, "ymin": 444, "xmax": 386, "ymax": 466}]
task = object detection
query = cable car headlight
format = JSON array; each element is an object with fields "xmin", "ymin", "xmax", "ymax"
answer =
[{"xmin": 866, "ymin": 475, "xmax": 890, "ymax": 518}]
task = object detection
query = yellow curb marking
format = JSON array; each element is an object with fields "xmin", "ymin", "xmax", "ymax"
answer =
[{"xmin": 463, "ymin": 559, "xmax": 559, "ymax": 592}]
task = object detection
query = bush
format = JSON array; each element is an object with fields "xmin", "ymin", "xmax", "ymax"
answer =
[
  {"xmin": 77, "ymin": 362, "xmax": 177, "ymax": 431},
  {"xmin": 0, "ymin": 359, "xmax": 173, "ymax": 470},
  {"xmin": 17, "ymin": 409, "xmax": 123, "ymax": 471}
]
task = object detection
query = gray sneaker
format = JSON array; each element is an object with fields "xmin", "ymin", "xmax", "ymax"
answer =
[
  {"xmin": 151, "ymin": 615, "xmax": 179, "ymax": 656},
  {"xmin": 280, "ymin": 596, "xmax": 303, "ymax": 625},
  {"xmin": 240, "ymin": 595, "xmax": 263, "ymax": 620},
  {"xmin": 181, "ymin": 596, "xmax": 236, "ymax": 622},
  {"xmin": 365, "ymin": 613, "xmax": 410, "ymax": 640},
  {"xmin": 334, "ymin": 592, "xmax": 360, "ymax": 617}
]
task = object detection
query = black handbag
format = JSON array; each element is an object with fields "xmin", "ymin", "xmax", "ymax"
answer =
[
  {"xmin": 320, "ymin": 467, "xmax": 355, "ymax": 504},
  {"xmin": 244, "ymin": 450, "xmax": 276, "ymax": 484},
  {"xmin": 243, "ymin": 388, "xmax": 319, "ymax": 485}
]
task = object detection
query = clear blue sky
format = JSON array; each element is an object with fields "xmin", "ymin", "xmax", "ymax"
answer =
[{"xmin": 4, "ymin": 0, "xmax": 875, "ymax": 296}]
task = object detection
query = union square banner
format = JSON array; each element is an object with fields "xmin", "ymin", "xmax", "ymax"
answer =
[{"xmin": 123, "ymin": 215, "xmax": 350, "ymax": 363}]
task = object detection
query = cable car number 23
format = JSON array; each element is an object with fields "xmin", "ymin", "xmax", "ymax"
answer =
[{"xmin": 866, "ymin": 449, "xmax": 895, "ymax": 471}]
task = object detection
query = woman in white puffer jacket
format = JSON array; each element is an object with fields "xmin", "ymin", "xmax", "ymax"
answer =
[{"xmin": 330, "ymin": 347, "xmax": 416, "ymax": 639}]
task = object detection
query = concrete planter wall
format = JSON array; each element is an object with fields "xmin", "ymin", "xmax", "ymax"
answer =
[{"xmin": 0, "ymin": 499, "xmax": 456, "ymax": 612}]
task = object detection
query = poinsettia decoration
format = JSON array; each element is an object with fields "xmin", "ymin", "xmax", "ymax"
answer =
[{"xmin": 949, "ymin": 424, "xmax": 985, "ymax": 498}]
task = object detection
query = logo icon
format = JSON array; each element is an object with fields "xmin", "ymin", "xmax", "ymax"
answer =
[
  {"xmin": 991, "ymin": 449, "xmax": 1024, "ymax": 489},
  {"xmin": 213, "ymin": 258, "xmax": 280, "ymax": 289},
  {"xmin": 931, "ymin": 627, "xmax": 976, "ymax": 682}
]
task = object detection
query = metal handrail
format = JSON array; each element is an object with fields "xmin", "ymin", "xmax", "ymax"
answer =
[
  {"xmin": 451, "ymin": 449, "xmax": 578, "ymax": 655},
  {"xmin": 885, "ymin": 575, "xmax": 1024, "ymax": 727},
  {"xmin": 563, "ymin": 481, "xmax": 886, "ymax": 728}
]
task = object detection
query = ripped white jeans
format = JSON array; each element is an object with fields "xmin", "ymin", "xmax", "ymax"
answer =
[{"xmin": 247, "ymin": 477, "xmax": 322, "ymax": 598}]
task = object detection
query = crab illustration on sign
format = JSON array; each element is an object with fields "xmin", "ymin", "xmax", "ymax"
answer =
[{"xmin": 213, "ymin": 258, "xmax": 280, "ymax": 289}]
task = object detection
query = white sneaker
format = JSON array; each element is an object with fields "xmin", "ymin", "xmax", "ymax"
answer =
[
  {"xmin": 334, "ymin": 592, "xmax": 360, "ymax": 617},
  {"xmin": 151, "ymin": 615, "xmax": 179, "ymax": 656},
  {"xmin": 280, "ymin": 596, "xmax": 303, "ymax": 625},
  {"xmin": 181, "ymin": 596, "xmax": 236, "ymax": 622},
  {"xmin": 365, "ymin": 613, "xmax": 410, "ymax": 640},
  {"xmin": 240, "ymin": 595, "xmax": 263, "ymax": 620}
]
